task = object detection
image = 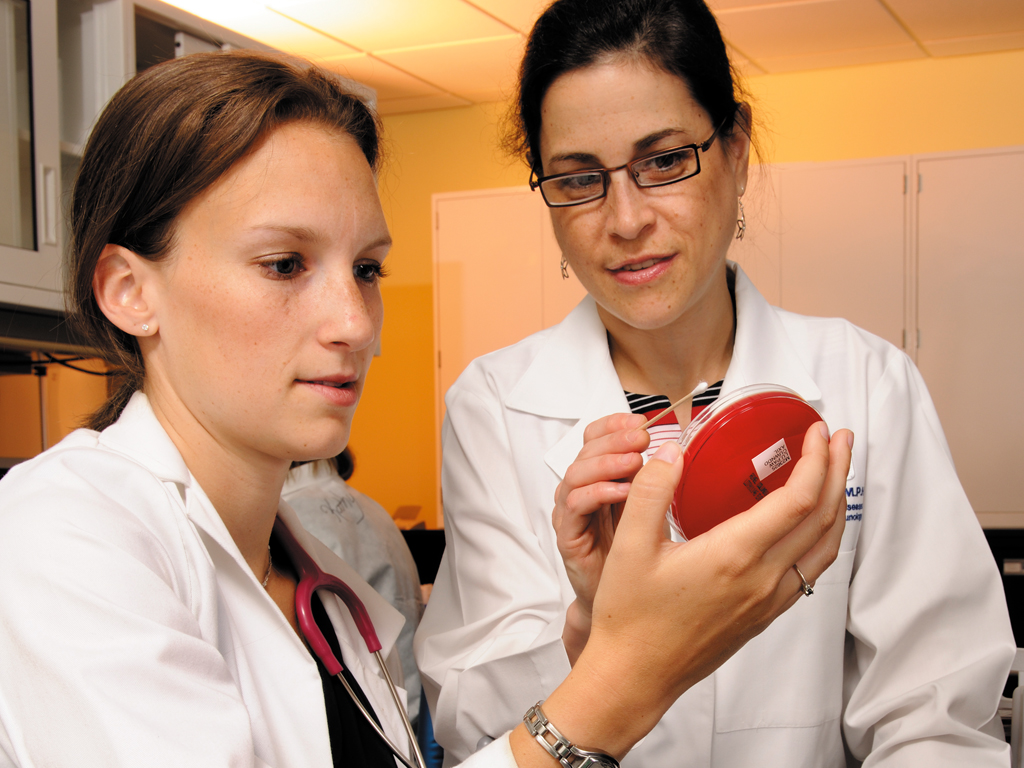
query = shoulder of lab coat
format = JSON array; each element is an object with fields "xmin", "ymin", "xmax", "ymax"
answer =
[{"xmin": 0, "ymin": 392, "xmax": 407, "ymax": 768}]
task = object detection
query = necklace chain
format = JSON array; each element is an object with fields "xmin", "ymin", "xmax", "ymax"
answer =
[{"xmin": 261, "ymin": 546, "xmax": 273, "ymax": 588}]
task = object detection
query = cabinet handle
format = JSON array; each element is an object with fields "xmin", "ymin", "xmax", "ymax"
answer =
[{"xmin": 41, "ymin": 165, "xmax": 58, "ymax": 246}]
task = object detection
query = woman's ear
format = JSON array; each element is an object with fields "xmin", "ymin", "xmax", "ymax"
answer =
[
  {"xmin": 728, "ymin": 102, "xmax": 752, "ymax": 196},
  {"xmin": 92, "ymin": 244, "xmax": 158, "ymax": 337}
]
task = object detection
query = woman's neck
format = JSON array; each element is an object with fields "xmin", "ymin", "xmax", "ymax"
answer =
[
  {"xmin": 600, "ymin": 271, "xmax": 736, "ymax": 402},
  {"xmin": 143, "ymin": 382, "xmax": 288, "ymax": 575}
]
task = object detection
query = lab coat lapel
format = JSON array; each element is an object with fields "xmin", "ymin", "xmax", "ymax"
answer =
[
  {"xmin": 505, "ymin": 296, "xmax": 629, "ymax": 481},
  {"xmin": 724, "ymin": 264, "xmax": 822, "ymax": 404}
]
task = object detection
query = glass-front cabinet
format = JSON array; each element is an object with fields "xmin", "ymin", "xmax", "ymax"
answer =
[
  {"xmin": 1, "ymin": 0, "xmax": 60, "ymax": 310},
  {"xmin": 0, "ymin": 0, "xmax": 276, "ymax": 312}
]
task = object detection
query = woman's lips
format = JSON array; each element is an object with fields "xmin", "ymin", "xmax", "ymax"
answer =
[
  {"xmin": 609, "ymin": 255, "xmax": 674, "ymax": 285},
  {"xmin": 297, "ymin": 378, "xmax": 359, "ymax": 407}
]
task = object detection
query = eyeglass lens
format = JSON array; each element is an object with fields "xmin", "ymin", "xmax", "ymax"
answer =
[{"xmin": 539, "ymin": 146, "xmax": 700, "ymax": 205}]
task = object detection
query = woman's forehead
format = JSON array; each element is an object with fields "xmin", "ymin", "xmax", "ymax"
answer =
[{"xmin": 538, "ymin": 60, "xmax": 709, "ymax": 163}]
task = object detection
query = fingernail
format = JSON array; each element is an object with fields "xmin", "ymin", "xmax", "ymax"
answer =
[
  {"xmin": 818, "ymin": 422, "xmax": 829, "ymax": 441},
  {"xmin": 651, "ymin": 441, "xmax": 681, "ymax": 465},
  {"xmin": 847, "ymin": 431, "xmax": 854, "ymax": 449}
]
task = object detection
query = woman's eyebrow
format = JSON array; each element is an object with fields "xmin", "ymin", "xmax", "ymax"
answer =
[
  {"xmin": 634, "ymin": 128, "xmax": 688, "ymax": 154},
  {"xmin": 548, "ymin": 151, "xmax": 602, "ymax": 166},
  {"xmin": 250, "ymin": 224, "xmax": 326, "ymax": 244},
  {"xmin": 548, "ymin": 129, "xmax": 692, "ymax": 167}
]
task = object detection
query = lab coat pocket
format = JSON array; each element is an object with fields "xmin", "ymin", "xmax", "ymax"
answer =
[{"xmin": 714, "ymin": 549, "xmax": 855, "ymax": 732}]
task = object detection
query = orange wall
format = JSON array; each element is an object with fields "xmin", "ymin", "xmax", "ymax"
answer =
[
  {"xmin": 0, "ymin": 358, "xmax": 108, "ymax": 459},
  {"xmin": 349, "ymin": 48, "xmax": 1024, "ymax": 528}
]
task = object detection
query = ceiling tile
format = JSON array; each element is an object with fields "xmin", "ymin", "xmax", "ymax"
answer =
[
  {"xmin": 320, "ymin": 54, "xmax": 440, "ymax": 100},
  {"xmin": 163, "ymin": 0, "xmax": 361, "ymax": 59},
  {"xmin": 708, "ymin": 0, "xmax": 803, "ymax": 9},
  {"xmin": 377, "ymin": 93, "xmax": 474, "ymax": 115},
  {"xmin": 923, "ymin": 30, "xmax": 1024, "ymax": 58},
  {"xmin": 266, "ymin": 0, "xmax": 516, "ymax": 51},
  {"xmin": 716, "ymin": 0, "xmax": 916, "ymax": 62},
  {"xmin": 376, "ymin": 35, "xmax": 524, "ymax": 103},
  {"xmin": 756, "ymin": 41, "xmax": 925, "ymax": 72},
  {"xmin": 885, "ymin": 0, "xmax": 1024, "ymax": 43},
  {"xmin": 463, "ymin": 0, "xmax": 549, "ymax": 34}
]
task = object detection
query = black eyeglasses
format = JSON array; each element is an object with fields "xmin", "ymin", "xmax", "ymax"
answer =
[{"xmin": 530, "ymin": 119, "xmax": 726, "ymax": 208}]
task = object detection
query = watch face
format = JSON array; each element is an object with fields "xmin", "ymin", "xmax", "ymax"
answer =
[{"xmin": 671, "ymin": 385, "xmax": 821, "ymax": 540}]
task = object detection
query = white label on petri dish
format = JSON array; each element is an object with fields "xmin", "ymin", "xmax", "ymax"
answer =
[{"xmin": 752, "ymin": 438, "xmax": 792, "ymax": 481}]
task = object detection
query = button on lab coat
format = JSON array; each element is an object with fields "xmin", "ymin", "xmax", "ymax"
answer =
[
  {"xmin": 416, "ymin": 264, "xmax": 1014, "ymax": 767},
  {"xmin": 0, "ymin": 393, "xmax": 518, "ymax": 768}
]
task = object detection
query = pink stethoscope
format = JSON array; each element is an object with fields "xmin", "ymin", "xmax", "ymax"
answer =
[{"xmin": 273, "ymin": 518, "xmax": 427, "ymax": 768}]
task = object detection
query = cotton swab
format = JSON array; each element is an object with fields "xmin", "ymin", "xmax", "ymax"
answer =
[{"xmin": 638, "ymin": 380, "xmax": 709, "ymax": 431}]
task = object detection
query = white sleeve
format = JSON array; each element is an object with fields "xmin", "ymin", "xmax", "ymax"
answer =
[
  {"xmin": 0, "ymin": 456, "xmax": 268, "ymax": 768},
  {"xmin": 454, "ymin": 733, "xmax": 517, "ymax": 768},
  {"xmin": 843, "ymin": 352, "xmax": 1014, "ymax": 766},
  {"xmin": 415, "ymin": 384, "xmax": 571, "ymax": 765}
]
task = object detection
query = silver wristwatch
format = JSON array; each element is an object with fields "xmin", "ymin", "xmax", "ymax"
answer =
[{"xmin": 523, "ymin": 701, "xmax": 620, "ymax": 768}]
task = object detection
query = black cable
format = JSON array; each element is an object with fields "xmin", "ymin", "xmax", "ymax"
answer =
[{"xmin": 40, "ymin": 352, "xmax": 117, "ymax": 377}]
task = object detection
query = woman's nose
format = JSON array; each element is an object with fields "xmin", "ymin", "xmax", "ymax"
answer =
[
  {"xmin": 603, "ymin": 170, "xmax": 656, "ymax": 240},
  {"xmin": 320, "ymin": 277, "xmax": 379, "ymax": 352}
]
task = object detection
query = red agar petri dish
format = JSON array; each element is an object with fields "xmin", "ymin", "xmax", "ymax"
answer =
[{"xmin": 671, "ymin": 385, "xmax": 822, "ymax": 540}]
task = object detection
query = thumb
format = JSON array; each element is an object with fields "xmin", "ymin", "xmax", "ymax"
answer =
[{"xmin": 612, "ymin": 441, "xmax": 684, "ymax": 550}]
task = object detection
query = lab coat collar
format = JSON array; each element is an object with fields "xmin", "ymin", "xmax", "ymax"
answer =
[
  {"xmin": 97, "ymin": 392, "xmax": 404, "ymax": 664},
  {"xmin": 503, "ymin": 265, "xmax": 821, "ymax": 481},
  {"xmin": 723, "ymin": 265, "xmax": 822, "ymax": 404},
  {"xmin": 505, "ymin": 294, "xmax": 623, "ymax": 421},
  {"xmin": 98, "ymin": 391, "xmax": 191, "ymax": 486},
  {"xmin": 504, "ymin": 296, "xmax": 634, "ymax": 482}
]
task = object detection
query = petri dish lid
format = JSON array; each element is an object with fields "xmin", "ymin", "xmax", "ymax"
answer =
[{"xmin": 670, "ymin": 384, "xmax": 822, "ymax": 540}]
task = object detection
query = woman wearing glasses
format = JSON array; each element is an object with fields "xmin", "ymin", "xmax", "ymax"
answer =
[{"xmin": 416, "ymin": 0, "xmax": 1013, "ymax": 765}]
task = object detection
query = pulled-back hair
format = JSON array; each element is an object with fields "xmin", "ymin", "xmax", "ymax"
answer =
[
  {"xmin": 509, "ymin": 0, "xmax": 750, "ymax": 171},
  {"xmin": 66, "ymin": 51, "xmax": 381, "ymax": 430}
]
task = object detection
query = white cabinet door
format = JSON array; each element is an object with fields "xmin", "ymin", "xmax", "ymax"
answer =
[
  {"xmin": 778, "ymin": 159, "xmax": 909, "ymax": 350},
  {"xmin": 731, "ymin": 159, "xmax": 909, "ymax": 352},
  {"xmin": 915, "ymin": 148, "xmax": 1024, "ymax": 516}
]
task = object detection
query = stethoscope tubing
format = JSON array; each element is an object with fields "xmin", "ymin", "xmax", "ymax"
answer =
[
  {"xmin": 272, "ymin": 518, "xmax": 426, "ymax": 768},
  {"xmin": 335, "ymin": 650, "xmax": 427, "ymax": 768}
]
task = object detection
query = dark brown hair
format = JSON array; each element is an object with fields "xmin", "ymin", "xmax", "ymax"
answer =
[
  {"xmin": 66, "ymin": 51, "xmax": 382, "ymax": 430},
  {"xmin": 508, "ymin": 0, "xmax": 753, "ymax": 172}
]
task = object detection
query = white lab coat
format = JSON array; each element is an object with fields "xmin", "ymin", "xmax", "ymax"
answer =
[
  {"xmin": 416, "ymin": 264, "xmax": 1015, "ymax": 767},
  {"xmin": 0, "ymin": 393, "xmax": 517, "ymax": 768}
]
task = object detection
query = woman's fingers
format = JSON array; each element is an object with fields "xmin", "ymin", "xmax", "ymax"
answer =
[
  {"xmin": 782, "ymin": 429, "xmax": 854, "ymax": 590},
  {"xmin": 554, "ymin": 413, "xmax": 650, "ymax": 539},
  {"xmin": 581, "ymin": 412, "xmax": 648, "ymax": 445},
  {"xmin": 605, "ymin": 441, "xmax": 684, "ymax": 552},
  {"xmin": 765, "ymin": 427, "xmax": 853, "ymax": 582}
]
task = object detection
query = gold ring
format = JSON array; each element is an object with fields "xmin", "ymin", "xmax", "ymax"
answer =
[{"xmin": 793, "ymin": 564, "xmax": 813, "ymax": 596}]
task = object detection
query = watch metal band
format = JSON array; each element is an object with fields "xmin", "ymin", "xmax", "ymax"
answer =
[{"xmin": 523, "ymin": 701, "xmax": 620, "ymax": 768}]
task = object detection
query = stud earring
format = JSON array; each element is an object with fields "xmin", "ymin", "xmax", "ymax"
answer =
[
  {"xmin": 736, "ymin": 198, "xmax": 746, "ymax": 241},
  {"xmin": 560, "ymin": 256, "xmax": 569, "ymax": 280},
  {"xmin": 141, "ymin": 324, "xmax": 149, "ymax": 332}
]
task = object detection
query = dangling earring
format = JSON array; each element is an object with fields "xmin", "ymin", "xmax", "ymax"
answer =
[
  {"xmin": 736, "ymin": 198, "xmax": 746, "ymax": 241},
  {"xmin": 560, "ymin": 256, "xmax": 569, "ymax": 280}
]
